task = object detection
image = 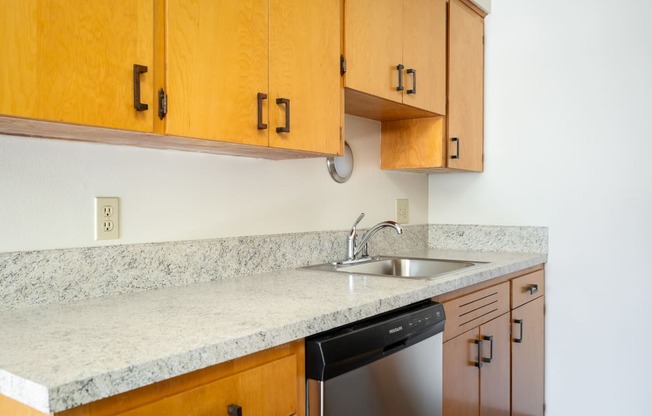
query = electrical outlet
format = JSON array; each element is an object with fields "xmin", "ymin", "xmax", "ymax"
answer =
[
  {"xmin": 396, "ymin": 199, "xmax": 409, "ymax": 224},
  {"xmin": 95, "ymin": 197, "xmax": 119, "ymax": 240}
]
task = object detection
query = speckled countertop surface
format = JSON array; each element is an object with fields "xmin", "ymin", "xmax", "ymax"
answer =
[{"xmin": 0, "ymin": 248, "xmax": 547, "ymax": 413}]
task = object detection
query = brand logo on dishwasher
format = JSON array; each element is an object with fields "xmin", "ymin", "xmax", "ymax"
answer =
[{"xmin": 388, "ymin": 325, "xmax": 403, "ymax": 334}]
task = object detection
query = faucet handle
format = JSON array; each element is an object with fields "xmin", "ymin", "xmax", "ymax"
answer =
[{"xmin": 350, "ymin": 212, "xmax": 365, "ymax": 234}]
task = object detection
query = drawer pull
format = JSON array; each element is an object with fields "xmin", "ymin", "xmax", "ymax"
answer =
[
  {"xmin": 396, "ymin": 64, "xmax": 405, "ymax": 91},
  {"xmin": 481, "ymin": 335, "xmax": 494, "ymax": 364},
  {"xmin": 227, "ymin": 404, "xmax": 243, "ymax": 416},
  {"xmin": 527, "ymin": 284, "xmax": 539, "ymax": 295},
  {"xmin": 514, "ymin": 319, "xmax": 524, "ymax": 343},
  {"xmin": 407, "ymin": 68, "xmax": 417, "ymax": 94},
  {"xmin": 133, "ymin": 64, "xmax": 149, "ymax": 111},
  {"xmin": 257, "ymin": 93, "xmax": 268, "ymax": 130},
  {"xmin": 276, "ymin": 98, "xmax": 290, "ymax": 133},
  {"xmin": 474, "ymin": 339, "xmax": 483, "ymax": 368}
]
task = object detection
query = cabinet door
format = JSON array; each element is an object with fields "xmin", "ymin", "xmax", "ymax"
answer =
[
  {"xmin": 118, "ymin": 354, "xmax": 298, "ymax": 416},
  {"xmin": 443, "ymin": 327, "xmax": 480, "ymax": 416},
  {"xmin": 479, "ymin": 314, "xmax": 511, "ymax": 416},
  {"xmin": 512, "ymin": 296, "xmax": 545, "ymax": 416},
  {"xmin": 402, "ymin": 0, "xmax": 446, "ymax": 114},
  {"xmin": 447, "ymin": 0, "xmax": 484, "ymax": 171},
  {"xmin": 0, "ymin": 0, "xmax": 155, "ymax": 132},
  {"xmin": 344, "ymin": 0, "xmax": 402, "ymax": 103},
  {"xmin": 166, "ymin": 0, "xmax": 269, "ymax": 146},
  {"xmin": 268, "ymin": 0, "xmax": 341, "ymax": 154}
]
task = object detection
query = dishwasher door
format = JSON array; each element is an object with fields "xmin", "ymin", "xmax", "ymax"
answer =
[{"xmin": 306, "ymin": 301, "xmax": 445, "ymax": 416}]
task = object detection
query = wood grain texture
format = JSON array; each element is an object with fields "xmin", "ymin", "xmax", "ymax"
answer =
[
  {"xmin": 402, "ymin": 0, "xmax": 447, "ymax": 114},
  {"xmin": 165, "ymin": 0, "xmax": 269, "ymax": 146},
  {"xmin": 268, "ymin": 0, "xmax": 341, "ymax": 154},
  {"xmin": 443, "ymin": 327, "xmax": 480, "ymax": 416},
  {"xmin": 344, "ymin": 0, "xmax": 402, "ymax": 103},
  {"xmin": 511, "ymin": 269, "xmax": 545, "ymax": 309},
  {"xmin": 0, "ymin": 116, "xmax": 337, "ymax": 159},
  {"xmin": 381, "ymin": 117, "xmax": 445, "ymax": 169},
  {"xmin": 0, "ymin": 340, "xmax": 304, "ymax": 416},
  {"xmin": 344, "ymin": 88, "xmax": 437, "ymax": 121},
  {"xmin": 447, "ymin": 0, "xmax": 484, "ymax": 171},
  {"xmin": 441, "ymin": 281, "xmax": 510, "ymax": 342},
  {"xmin": 512, "ymin": 297, "xmax": 545, "ymax": 416},
  {"xmin": 479, "ymin": 314, "xmax": 511, "ymax": 416},
  {"xmin": 432, "ymin": 265, "xmax": 545, "ymax": 304},
  {"xmin": 0, "ymin": 0, "xmax": 156, "ymax": 132}
]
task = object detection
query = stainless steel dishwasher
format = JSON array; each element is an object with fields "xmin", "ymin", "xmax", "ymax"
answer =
[{"xmin": 305, "ymin": 300, "xmax": 446, "ymax": 416}]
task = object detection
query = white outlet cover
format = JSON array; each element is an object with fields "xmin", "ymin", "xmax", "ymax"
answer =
[
  {"xmin": 396, "ymin": 199, "xmax": 409, "ymax": 224},
  {"xmin": 95, "ymin": 197, "xmax": 119, "ymax": 240}
]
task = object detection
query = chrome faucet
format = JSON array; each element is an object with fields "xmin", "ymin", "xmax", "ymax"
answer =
[{"xmin": 343, "ymin": 213, "xmax": 403, "ymax": 263}]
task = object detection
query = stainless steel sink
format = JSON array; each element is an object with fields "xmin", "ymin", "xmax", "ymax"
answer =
[{"xmin": 304, "ymin": 256, "xmax": 486, "ymax": 279}]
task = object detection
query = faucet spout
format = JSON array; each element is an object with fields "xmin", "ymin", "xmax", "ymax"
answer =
[{"xmin": 354, "ymin": 221, "xmax": 403, "ymax": 259}]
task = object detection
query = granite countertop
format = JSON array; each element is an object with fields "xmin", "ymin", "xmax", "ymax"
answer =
[{"xmin": 0, "ymin": 248, "xmax": 547, "ymax": 413}]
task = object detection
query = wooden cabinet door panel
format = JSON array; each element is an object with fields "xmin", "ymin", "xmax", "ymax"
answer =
[
  {"xmin": 512, "ymin": 296, "xmax": 545, "ymax": 416},
  {"xmin": 166, "ymin": 0, "xmax": 269, "ymax": 146},
  {"xmin": 118, "ymin": 354, "xmax": 298, "ymax": 416},
  {"xmin": 268, "ymin": 0, "xmax": 341, "ymax": 154},
  {"xmin": 479, "ymin": 314, "xmax": 510, "ymax": 416},
  {"xmin": 0, "ymin": 0, "xmax": 155, "ymax": 132},
  {"xmin": 447, "ymin": 0, "xmax": 484, "ymax": 171},
  {"xmin": 344, "ymin": 0, "xmax": 402, "ymax": 103},
  {"xmin": 402, "ymin": 0, "xmax": 446, "ymax": 114},
  {"xmin": 443, "ymin": 327, "xmax": 480, "ymax": 416}
]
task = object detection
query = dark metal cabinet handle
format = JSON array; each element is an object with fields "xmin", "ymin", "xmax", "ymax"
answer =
[
  {"xmin": 227, "ymin": 404, "xmax": 242, "ymax": 416},
  {"xmin": 514, "ymin": 319, "xmax": 524, "ymax": 343},
  {"xmin": 257, "ymin": 93, "xmax": 268, "ymax": 130},
  {"xmin": 276, "ymin": 98, "xmax": 290, "ymax": 133},
  {"xmin": 474, "ymin": 339, "xmax": 483, "ymax": 368},
  {"xmin": 407, "ymin": 68, "xmax": 417, "ymax": 94},
  {"xmin": 481, "ymin": 335, "xmax": 494, "ymax": 363},
  {"xmin": 528, "ymin": 284, "xmax": 539, "ymax": 295},
  {"xmin": 133, "ymin": 64, "xmax": 148, "ymax": 111},
  {"xmin": 396, "ymin": 64, "xmax": 405, "ymax": 91},
  {"xmin": 451, "ymin": 137, "xmax": 460, "ymax": 159}
]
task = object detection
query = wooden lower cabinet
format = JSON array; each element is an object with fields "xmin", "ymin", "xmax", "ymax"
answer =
[
  {"xmin": 0, "ymin": 340, "xmax": 304, "ymax": 416},
  {"xmin": 512, "ymin": 296, "xmax": 545, "ymax": 416},
  {"xmin": 443, "ymin": 313, "xmax": 510, "ymax": 416},
  {"xmin": 437, "ymin": 265, "xmax": 546, "ymax": 416}
]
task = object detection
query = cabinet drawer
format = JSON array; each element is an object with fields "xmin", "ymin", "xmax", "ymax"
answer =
[
  {"xmin": 442, "ymin": 282, "xmax": 509, "ymax": 342},
  {"xmin": 511, "ymin": 269, "xmax": 545, "ymax": 309},
  {"xmin": 119, "ymin": 354, "xmax": 298, "ymax": 416}
]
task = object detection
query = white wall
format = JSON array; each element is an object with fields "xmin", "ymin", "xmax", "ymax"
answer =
[
  {"xmin": 0, "ymin": 115, "xmax": 428, "ymax": 252},
  {"xmin": 429, "ymin": 1, "xmax": 652, "ymax": 414}
]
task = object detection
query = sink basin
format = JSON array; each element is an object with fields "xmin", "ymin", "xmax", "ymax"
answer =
[{"xmin": 304, "ymin": 256, "xmax": 486, "ymax": 279}]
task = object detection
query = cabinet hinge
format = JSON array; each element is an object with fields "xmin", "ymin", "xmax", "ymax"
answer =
[
  {"xmin": 340, "ymin": 55, "xmax": 347, "ymax": 76},
  {"xmin": 158, "ymin": 88, "xmax": 168, "ymax": 120}
]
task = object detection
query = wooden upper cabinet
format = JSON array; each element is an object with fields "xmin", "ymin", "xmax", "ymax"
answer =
[
  {"xmin": 268, "ymin": 0, "xmax": 341, "ymax": 154},
  {"xmin": 166, "ymin": 0, "xmax": 269, "ymax": 147},
  {"xmin": 380, "ymin": 0, "xmax": 485, "ymax": 172},
  {"xmin": 402, "ymin": 0, "xmax": 446, "ymax": 115},
  {"xmin": 344, "ymin": 0, "xmax": 402, "ymax": 104},
  {"xmin": 166, "ymin": 0, "xmax": 342, "ymax": 155},
  {"xmin": 447, "ymin": 0, "xmax": 485, "ymax": 171},
  {"xmin": 344, "ymin": 0, "xmax": 446, "ymax": 120},
  {"xmin": 0, "ymin": 0, "xmax": 157, "ymax": 132}
]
